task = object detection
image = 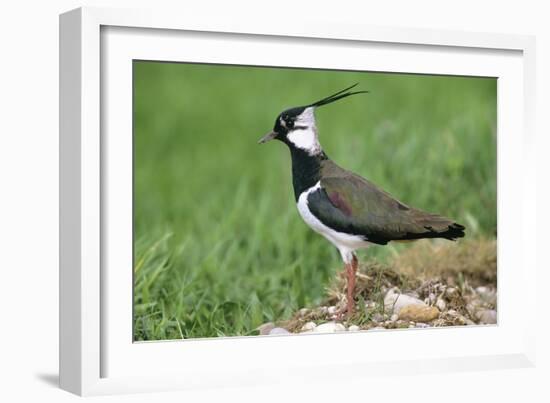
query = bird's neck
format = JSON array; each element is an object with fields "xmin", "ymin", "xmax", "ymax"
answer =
[{"xmin": 289, "ymin": 147, "xmax": 328, "ymax": 201}]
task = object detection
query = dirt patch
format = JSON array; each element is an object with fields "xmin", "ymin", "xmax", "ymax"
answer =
[
  {"xmin": 279, "ymin": 238, "xmax": 497, "ymax": 334},
  {"xmin": 394, "ymin": 238, "xmax": 497, "ymax": 287}
]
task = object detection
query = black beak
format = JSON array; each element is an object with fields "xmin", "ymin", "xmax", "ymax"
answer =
[{"xmin": 258, "ymin": 130, "xmax": 277, "ymax": 144}]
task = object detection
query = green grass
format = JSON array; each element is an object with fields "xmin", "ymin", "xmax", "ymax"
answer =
[{"xmin": 133, "ymin": 62, "xmax": 497, "ymax": 341}]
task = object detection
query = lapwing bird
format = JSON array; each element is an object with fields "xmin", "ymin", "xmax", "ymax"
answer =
[{"xmin": 259, "ymin": 84, "xmax": 465, "ymax": 316}]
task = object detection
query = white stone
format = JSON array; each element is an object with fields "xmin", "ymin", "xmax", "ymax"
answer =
[
  {"xmin": 384, "ymin": 288, "xmax": 426, "ymax": 314},
  {"xmin": 313, "ymin": 322, "xmax": 346, "ymax": 333},
  {"xmin": 436, "ymin": 298, "xmax": 447, "ymax": 311},
  {"xmin": 348, "ymin": 325, "xmax": 360, "ymax": 332},
  {"xmin": 327, "ymin": 306, "xmax": 337, "ymax": 315},
  {"xmin": 475, "ymin": 286, "xmax": 488, "ymax": 294},
  {"xmin": 372, "ymin": 313, "xmax": 384, "ymax": 323},
  {"xmin": 257, "ymin": 322, "xmax": 275, "ymax": 335},
  {"xmin": 301, "ymin": 321, "xmax": 317, "ymax": 332},
  {"xmin": 445, "ymin": 287, "xmax": 458, "ymax": 298},
  {"xmin": 269, "ymin": 327, "xmax": 290, "ymax": 335},
  {"xmin": 476, "ymin": 287, "xmax": 497, "ymax": 305},
  {"xmin": 390, "ymin": 314, "xmax": 399, "ymax": 322},
  {"xmin": 476, "ymin": 309, "xmax": 497, "ymax": 324}
]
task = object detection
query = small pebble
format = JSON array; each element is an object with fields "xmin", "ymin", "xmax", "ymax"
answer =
[
  {"xmin": 269, "ymin": 327, "xmax": 290, "ymax": 335},
  {"xmin": 466, "ymin": 302, "xmax": 480, "ymax": 316},
  {"xmin": 398, "ymin": 305, "xmax": 440, "ymax": 322},
  {"xmin": 475, "ymin": 286, "xmax": 488, "ymax": 294},
  {"xmin": 454, "ymin": 315, "xmax": 468, "ymax": 325},
  {"xmin": 476, "ymin": 287, "xmax": 497, "ymax": 306},
  {"xmin": 436, "ymin": 298, "xmax": 446, "ymax": 311},
  {"xmin": 415, "ymin": 322, "xmax": 429, "ymax": 328},
  {"xmin": 384, "ymin": 288, "xmax": 426, "ymax": 314},
  {"xmin": 300, "ymin": 321, "xmax": 317, "ymax": 332},
  {"xmin": 446, "ymin": 287, "xmax": 458, "ymax": 298},
  {"xmin": 372, "ymin": 313, "xmax": 384, "ymax": 323},
  {"xmin": 314, "ymin": 321, "xmax": 346, "ymax": 333},
  {"xmin": 299, "ymin": 308, "xmax": 309, "ymax": 317},
  {"xmin": 257, "ymin": 322, "xmax": 275, "ymax": 335},
  {"xmin": 476, "ymin": 309, "xmax": 497, "ymax": 324},
  {"xmin": 348, "ymin": 325, "xmax": 360, "ymax": 332},
  {"xmin": 327, "ymin": 306, "xmax": 337, "ymax": 315},
  {"xmin": 390, "ymin": 314, "xmax": 399, "ymax": 322}
]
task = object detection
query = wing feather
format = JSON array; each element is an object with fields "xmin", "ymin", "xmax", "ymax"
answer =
[{"xmin": 307, "ymin": 161, "xmax": 465, "ymax": 244}]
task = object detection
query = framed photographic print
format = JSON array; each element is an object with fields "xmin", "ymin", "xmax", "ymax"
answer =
[{"xmin": 60, "ymin": 7, "xmax": 537, "ymax": 396}]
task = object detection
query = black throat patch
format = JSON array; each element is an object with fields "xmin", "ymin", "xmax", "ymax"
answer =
[{"xmin": 288, "ymin": 147, "xmax": 328, "ymax": 201}]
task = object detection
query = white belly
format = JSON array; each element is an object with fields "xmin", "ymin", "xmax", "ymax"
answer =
[{"xmin": 296, "ymin": 181, "xmax": 371, "ymax": 263}]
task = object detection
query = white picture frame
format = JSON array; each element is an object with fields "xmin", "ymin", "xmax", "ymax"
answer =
[{"xmin": 59, "ymin": 6, "xmax": 537, "ymax": 396}]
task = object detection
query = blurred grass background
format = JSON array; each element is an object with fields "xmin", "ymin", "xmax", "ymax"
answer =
[{"xmin": 133, "ymin": 61, "xmax": 496, "ymax": 341}]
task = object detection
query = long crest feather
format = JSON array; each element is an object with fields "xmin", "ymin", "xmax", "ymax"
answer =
[{"xmin": 307, "ymin": 83, "xmax": 369, "ymax": 108}]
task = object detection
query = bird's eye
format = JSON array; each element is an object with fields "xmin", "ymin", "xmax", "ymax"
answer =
[{"xmin": 278, "ymin": 115, "xmax": 295, "ymax": 130}]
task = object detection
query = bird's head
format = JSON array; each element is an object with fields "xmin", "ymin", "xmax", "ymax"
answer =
[{"xmin": 258, "ymin": 83, "xmax": 368, "ymax": 155}]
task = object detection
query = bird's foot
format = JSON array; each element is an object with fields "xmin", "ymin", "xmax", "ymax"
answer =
[
  {"xmin": 332, "ymin": 298, "xmax": 354, "ymax": 321},
  {"xmin": 334, "ymin": 304, "xmax": 349, "ymax": 322}
]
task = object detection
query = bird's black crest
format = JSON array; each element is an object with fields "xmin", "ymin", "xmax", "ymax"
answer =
[
  {"xmin": 307, "ymin": 83, "xmax": 369, "ymax": 108},
  {"xmin": 279, "ymin": 84, "xmax": 369, "ymax": 120}
]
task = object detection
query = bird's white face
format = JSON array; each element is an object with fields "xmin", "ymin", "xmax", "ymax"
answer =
[{"xmin": 286, "ymin": 107, "xmax": 322, "ymax": 155}]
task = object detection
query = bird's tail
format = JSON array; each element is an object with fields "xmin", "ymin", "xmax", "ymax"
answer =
[{"xmin": 416, "ymin": 212, "xmax": 465, "ymax": 241}]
